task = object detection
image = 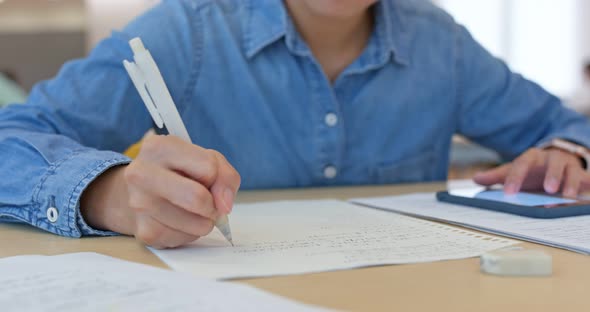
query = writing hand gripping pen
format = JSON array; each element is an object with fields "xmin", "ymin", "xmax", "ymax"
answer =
[{"xmin": 123, "ymin": 37, "xmax": 234, "ymax": 246}]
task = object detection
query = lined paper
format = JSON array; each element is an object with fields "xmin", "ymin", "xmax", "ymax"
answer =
[
  {"xmin": 0, "ymin": 253, "xmax": 328, "ymax": 312},
  {"xmin": 151, "ymin": 200, "xmax": 515, "ymax": 280},
  {"xmin": 352, "ymin": 193, "xmax": 590, "ymax": 255}
]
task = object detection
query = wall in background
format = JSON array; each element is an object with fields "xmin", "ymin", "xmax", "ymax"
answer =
[
  {"xmin": 0, "ymin": 32, "xmax": 85, "ymax": 91},
  {"xmin": 0, "ymin": 0, "xmax": 86, "ymax": 92},
  {"xmin": 580, "ymin": 1, "xmax": 590, "ymax": 65},
  {"xmin": 436, "ymin": 0, "xmax": 590, "ymax": 98},
  {"xmin": 0, "ymin": 0, "xmax": 85, "ymax": 33},
  {"xmin": 0, "ymin": 0, "xmax": 159, "ymax": 91},
  {"xmin": 86, "ymin": 0, "xmax": 159, "ymax": 50}
]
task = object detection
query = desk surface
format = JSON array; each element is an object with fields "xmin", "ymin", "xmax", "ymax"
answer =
[{"xmin": 1, "ymin": 183, "xmax": 588, "ymax": 311}]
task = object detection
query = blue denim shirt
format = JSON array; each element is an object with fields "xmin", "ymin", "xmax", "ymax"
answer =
[{"xmin": 2, "ymin": 0, "xmax": 590, "ymax": 238}]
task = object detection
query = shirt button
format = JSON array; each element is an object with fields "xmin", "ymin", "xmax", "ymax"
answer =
[
  {"xmin": 325, "ymin": 113, "xmax": 338, "ymax": 127},
  {"xmin": 324, "ymin": 166, "xmax": 338, "ymax": 179},
  {"xmin": 47, "ymin": 207, "xmax": 59, "ymax": 223}
]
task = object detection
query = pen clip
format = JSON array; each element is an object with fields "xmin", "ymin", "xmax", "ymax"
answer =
[{"xmin": 123, "ymin": 60, "xmax": 165, "ymax": 129}]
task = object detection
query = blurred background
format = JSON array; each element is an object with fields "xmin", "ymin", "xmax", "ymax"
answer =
[{"xmin": 1, "ymin": 0, "xmax": 589, "ymax": 179}]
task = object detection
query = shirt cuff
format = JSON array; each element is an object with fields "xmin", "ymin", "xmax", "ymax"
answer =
[
  {"xmin": 33, "ymin": 149, "xmax": 131, "ymax": 238},
  {"xmin": 76, "ymin": 206, "xmax": 120, "ymax": 237}
]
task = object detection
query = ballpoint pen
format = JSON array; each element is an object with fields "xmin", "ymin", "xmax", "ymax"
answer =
[{"xmin": 123, "ymin": 37, "xmax": 234, "ymax": 246}]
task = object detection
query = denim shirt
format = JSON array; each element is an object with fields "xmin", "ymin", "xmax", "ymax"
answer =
[{"xmin": 1, "ymin": 0, "xmax": 590, "ymax": 238}]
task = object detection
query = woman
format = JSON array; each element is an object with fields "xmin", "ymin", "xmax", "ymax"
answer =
[{"xmin": 1, "ymin": 0, "xmax": 589, "ymax": 248}]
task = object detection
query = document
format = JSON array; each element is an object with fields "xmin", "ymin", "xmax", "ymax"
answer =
[
  {"xmin": 150, "ymin": 200, "xmax": 515, "ymax": 280},
  {"xmin": 0, "ymin": 252, "xmax": 328, "ymax": 312},
  {"xmin": 351, "ymin": 193, "xmax": 590, "ymax": 255}
]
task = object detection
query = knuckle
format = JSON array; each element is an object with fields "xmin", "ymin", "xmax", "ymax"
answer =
[
  {"xmin": 212, "ymin": 149, "xmax": 230, "ymax": 162},
  {"xmin": 123, "ymin": 161, "xmax": 145, "ymax": 185},
  {"xmin": 548, "ymin": 155, "xmax": 564, "ymax": 168},
  {"xmin": 141, "ymin": 135, "xmax": 168, "ymax": 156},
  {"xmin": 184, "ymin": 185, "xmax": 209, "ymax": 210},
  {"xmin": 211, "ymin": 150, "xmax": 241, "ymax": 186},
  {"xmin": 205, "ymin": 149, "xmax": 219, "ymax": 164},
  {"xmin": 545, "ymin": 151, "xmax": 557, "ymax": 165},
  {"xmin": 194, "ymin": 185, "xmax": 210, "ymax": 202},
  {"xmin": 202, "ymin": 167, "xmax": 218, "ymax": 184},
  {"xmin": 528, "ymin": 148, "xmax": 542, "ymax": 156},
  {"xmin": 123, "ymin": 165, "xmax": 135, "ymax": 182},
  {"xmin": 232, "ymin": 170, "xmax": 242, "ymax": 187},
  {"xmin": 128, "ymin": 195, "xmax": 148, "ymax": 213},
  {"xmin": 506, "ymin": 170, "xmax": 523, "ymax": 181},
  {"xmin": 513, "ymin": 157, "xmax": 531, "ymax": 168},
  {"xmin": 549, "ymin": 149, "xmax": 563, "ymax": 159},
  {"xmin": 209, "ymin": 149, "xmax": 223, "ymax": 159},
  {"xmin": 136, "ymin": 223, "xmax": 163, "ymax": 247}
]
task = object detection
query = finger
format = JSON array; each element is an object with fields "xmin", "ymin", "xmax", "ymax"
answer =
[
  {"xmin": 562, "ymin": 164, "xmax": 584, "ymax": 198},
  {"xmin": 139, "ymin": 135, "xmax": 219, "ymax": 187},
  {"xmin": 473, "ymin": 164, "xmax": 510, "ymax": 186},
  {"xmin": 580, "ymin": 173, "xmax": 590, "ymax": 193},
  {"xmin": 504, "ymin": 151, "xmax": 541, "ymax": 194},
  {"xmin": 131, "ymin": 194, "xmax": 215, "ymax": 237},
  {"xmin": 125, "ymin": 160, "xmax": 217, "ymax": 220},
  {"xmin": 135, "ymin": 214, "xmax": 200, "ymax": 249},
  {"xmin": 208, "ymin": 150, "xmax": 242, "ymax": 214},
  {"xmin": 139, "ymin": 136, "xmax": 240, "ymax": 215},
  {"xmin": 543, "ymin": 151, "xmax": 567, "ymax": 194},
  {"xmin": 151, "ymin": 197, "xmax": 214, "ymax": 237}
]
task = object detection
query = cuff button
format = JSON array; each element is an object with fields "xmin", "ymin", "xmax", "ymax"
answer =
[{"xmin": 47, "ymin": 207, "xmax": 59, "ymax": 223}]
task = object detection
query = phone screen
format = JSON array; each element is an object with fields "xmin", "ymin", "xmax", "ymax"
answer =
[{"xmin": 449, "ymin": 188, "xmax": 577, "ymax": 207}]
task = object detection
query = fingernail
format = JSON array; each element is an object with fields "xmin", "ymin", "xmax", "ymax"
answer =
[
  {"xmin": 565, "ymin": 188, "xmax": 576, "ymax": 198},
  {"xmin": 505, "ymin": 183, "xmax": 517, "ymax": 194},
  {"xmin": 545, "ymin": 178, "xmax": 559, "ymax": 193},
  {"xmin": 223, "ymin": 188, "xmax": 234, "ymax": 214}
]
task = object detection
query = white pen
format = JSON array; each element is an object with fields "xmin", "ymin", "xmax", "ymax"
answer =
[{"xmin": 123, "ymin": 37, "xmax": 234, "ymax": 246}]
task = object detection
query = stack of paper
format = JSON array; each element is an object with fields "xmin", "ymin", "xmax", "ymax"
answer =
[
  {"xmin": 351, "ymin": 193, "xmax": 590, "ymax": 255},
  {"xmin": 0, "ymin": 253, "xmax": 328, "ymax": 312},
  {"xmin": 151, "ymin": 200, "xmax": 515, "ymax": 280}
]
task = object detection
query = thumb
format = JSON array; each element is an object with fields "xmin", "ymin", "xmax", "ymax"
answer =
[
  {"xmin": 473, "ymin": 164, "xmax": 510, "ymax": 186},
  {"xmin": 209, "ymin": 151, "xmax": 241, "ymax": 215}
]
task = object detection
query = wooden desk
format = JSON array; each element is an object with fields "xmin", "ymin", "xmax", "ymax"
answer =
[{"xmin": 1, "ymin": 183, "xmax": 589, "ymax": 311}]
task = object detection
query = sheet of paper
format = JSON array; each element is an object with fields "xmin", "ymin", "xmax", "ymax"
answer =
[
  {"xmin": 351, "ymin": 193, "xmax": 590, "ymax": 255},
  {"xmin": 150, "ymin": 200, "xmax": 515, "ymax": 280},
  {"xmin": 0, "ymin": 252, "xmax": 328, "ymax": 312},
  {"xmin": 447, "ymin": 179, "xmax": 482, "ymax": 189}
]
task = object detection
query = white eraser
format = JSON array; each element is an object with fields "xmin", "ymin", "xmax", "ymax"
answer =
[
  {"xmin": 129, "ymin": 38, "xmax": 146, "ymax": 54},
  {"xmin": 480, "ymin": 249, "xmax": 552, "ymax": 277}
]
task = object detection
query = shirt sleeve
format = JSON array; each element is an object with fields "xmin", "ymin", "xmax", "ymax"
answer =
[
  {"xmin": 455, "ymin": 24, "xmax": 590, "ymax": 160},
  {"xmin": 0, "ymin": 0, "xmax": 198, "ymax": 237}
]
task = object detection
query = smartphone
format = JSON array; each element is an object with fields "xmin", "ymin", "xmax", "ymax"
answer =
[{"xmin": 436, "ymin": 187, "xmax": 590, "ymax": 219}]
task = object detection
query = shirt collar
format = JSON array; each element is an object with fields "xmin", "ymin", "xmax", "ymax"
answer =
[
  {"xmin": 376, "ymin": 0, "xmax": 410, "ymax": 66},
  {"xmin": 243, "ymin": 0, "xmax": 411, "ymax": 66},
  {"xmin": 243, "ymin": 0, "xmax": 288, "ymax": 58}
]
